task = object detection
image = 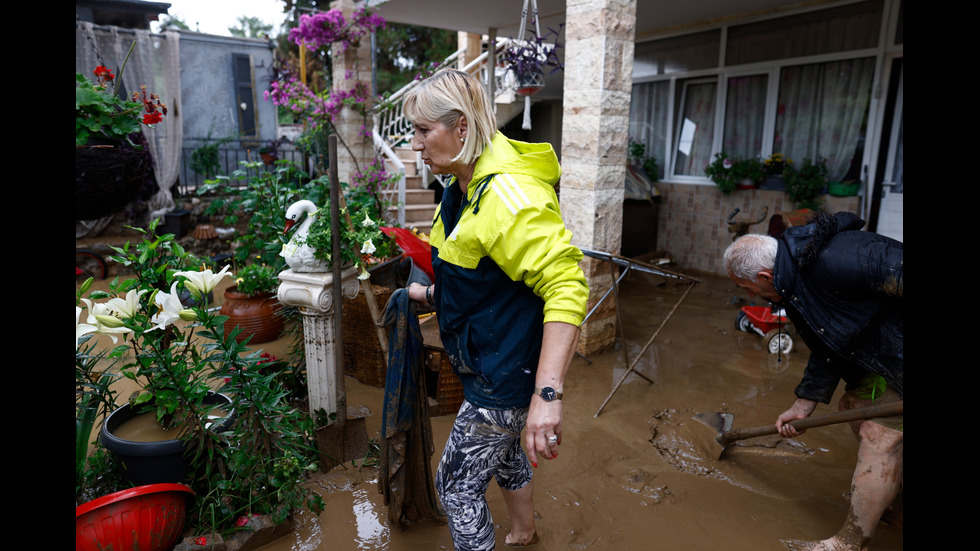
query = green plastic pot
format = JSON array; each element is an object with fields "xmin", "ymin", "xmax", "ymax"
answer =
[{"xmin": 827, "ymin": 181, "xmax": 860, "ymax": 196}]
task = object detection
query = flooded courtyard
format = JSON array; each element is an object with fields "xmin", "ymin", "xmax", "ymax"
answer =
[{"xmin": 253, "ymin": 268, "xmax": 903, "ymax": 551}]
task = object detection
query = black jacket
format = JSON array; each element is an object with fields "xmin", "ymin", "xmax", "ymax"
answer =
[{"xmin": 773, "ymin": 212, "xmax": 903, "ymax": 403}]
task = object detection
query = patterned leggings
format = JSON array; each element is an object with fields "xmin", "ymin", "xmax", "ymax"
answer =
[{"xmin": 436, "ymin": 400, "xmax": 533, "ymax": 551}]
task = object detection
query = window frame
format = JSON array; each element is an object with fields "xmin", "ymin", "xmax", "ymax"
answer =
[{"xmin": 631, "ymin": 0, "xmax": 899, "ymax": 187}]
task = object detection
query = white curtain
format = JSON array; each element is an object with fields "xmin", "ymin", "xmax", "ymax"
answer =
[
  {"xmin": 673, "ymin": 81, "xmax": 717, "ymax": 177},
  {"xmin": 629, "ymin": 80, "xmax": 669, "ymax": 180},
  {"xmin": 723, "ymin": 74, "xmax": 768, "ymax": 160},
  {"xmin": 76, "ymin": 23, "xmax": 183, "ymax": 222},
  {"xmin": 774, "ymin": 58, "xmax": 875, "ymax": 180}
]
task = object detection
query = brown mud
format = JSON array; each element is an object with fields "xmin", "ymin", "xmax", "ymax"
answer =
[{"xmin": 251, "ymin": 270, "xmax": 903, "ymax": 551}]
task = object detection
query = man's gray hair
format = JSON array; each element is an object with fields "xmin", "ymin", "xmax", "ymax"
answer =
[{"xmin": 724, "ymin": 234, "xmax": 778, "ymax": 280}]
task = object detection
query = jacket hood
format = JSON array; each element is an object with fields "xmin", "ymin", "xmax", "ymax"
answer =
[
  {"xmin": 469, "ymin": 131, "xmax": 561, "ymax": 191},
  {"xmin": 783, "ymin": 211, "xmax": 865, "ymax": 269}
]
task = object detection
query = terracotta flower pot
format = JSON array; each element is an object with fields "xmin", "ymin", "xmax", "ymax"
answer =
[
  {"xmin": 220, "ymin": 286, "xmax": 285, "ymax": 344},
  {"xmin": 76, "ymin": 483, "xmax": 194, "ymax": 551}
]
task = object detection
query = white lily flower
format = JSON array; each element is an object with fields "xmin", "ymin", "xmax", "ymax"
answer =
[
  {"xmin": 76, "ymin": 306, "xmax": 97, "ymax": 350},
  {"xmin": 106, "ymin": 289, "xmax": 146, "ymax": 319},
  {"xmin": 176, "ymin": 265, "xmax": 233, "ymax": 298},
  {"xmin": 80, "ymin": 299, "xmax": 132, "ymax": 344},
  {"xmin": 361, "ymin": 213, "xmax": 375, "ymax": 227},
  {"xmin": 150, "ymin": 282, "xmax": 185, "ymax": 331},
  {"xmin": 360, "ymin": 239, "xmax": 376, "ymax": 255},
  {"xmin": 357, "ymin": 265, "xmax": 371, "ymax": 280}
]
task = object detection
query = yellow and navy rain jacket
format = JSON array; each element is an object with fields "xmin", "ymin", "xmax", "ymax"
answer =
[{"xmin": 430, "ymin": 132, "xmax": 588, "ymax": 410}]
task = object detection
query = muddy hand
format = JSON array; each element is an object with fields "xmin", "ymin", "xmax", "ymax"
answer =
[
  {"xmin": 526, "ymin": 396, "xmax": 562, "ymax": 465},
  {"xmin": 775, "ymin": 398, "xmax": 817, "ymax": 438}
]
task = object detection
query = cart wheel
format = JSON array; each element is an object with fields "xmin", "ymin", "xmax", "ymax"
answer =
[
  {"xmin": 735, "ymin": 310, "xmax": 754, "ymax": 333},
  {"xmin": 764, "ymin": 329, "xmax": 793, "ymax": 354}
]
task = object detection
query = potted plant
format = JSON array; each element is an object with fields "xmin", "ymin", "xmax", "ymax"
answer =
[
  {"xmin": 705, "ymin": 153, "xmax": 765, "ymax": 193},
  {"xmin": 762, "ymin": 152, "xmax": 792, "ymax": 191},
  {"xmin": 628, "ymin": 138, "xmax": 660, "ymax": 182},
  {"xmin": 190, "ymin": 133, "xmax": 234, "ymax": 180},
  {"xmin": 292, "ymin": 185, "xmax": 398, "ymax": 279},
  {"xmin": 259, "ymin": 137, "xmax": 287, "ymax": 165},
  {"xmin": 500, "ymin": 24, "xmax": 564, "ymax": 94},
  {"xmin": 76, "ymin": 43, "xmax": 168, "ymax": 220},
  {"xmin": 221, "ymin": 263, "xmax": 285, "ymax": 344},
  {"xmin": 784, "ymin": 157, "xmax": 828, "ymax": 209},
  {"xmin": 77, "ymin": 218, "xmax": 324, "ymax": 538},
  {"xmin": 76, "ymin": 483, "xmax": 195, "ymax": 551}
]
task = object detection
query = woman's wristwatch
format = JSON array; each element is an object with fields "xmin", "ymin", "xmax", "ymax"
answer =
[{"xmin": 425, "ymin": 285, "xmax": 434, "ymax": 305}]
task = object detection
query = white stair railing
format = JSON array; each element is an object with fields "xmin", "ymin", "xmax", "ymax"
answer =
[
  {"xmin": 371, "ymin": 129, "xmax": 406, "ymax": 227},
  {"xmin": 370, "ymin": 38, "xmax": 521, "ymax": 227}
]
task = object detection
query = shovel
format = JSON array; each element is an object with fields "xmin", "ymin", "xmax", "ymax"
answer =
[{"xmin": 692, "ymin": 400, "xmax": 903, "ymax": 460}]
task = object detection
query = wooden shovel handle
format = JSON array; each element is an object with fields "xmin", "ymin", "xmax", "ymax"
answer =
[{"xmin": 720, "ymin": 400, "xmax": 903, "ymax": 445}]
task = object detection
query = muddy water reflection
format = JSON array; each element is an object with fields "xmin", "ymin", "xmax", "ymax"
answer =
[{"xmin": 257, "ymin": 272, "xmax": 902, "ymax": 551}]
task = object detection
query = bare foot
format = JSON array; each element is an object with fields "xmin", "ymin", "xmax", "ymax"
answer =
[
  {"xmin": 504, "ymin": 531, "xmax": 539, "ymax": 547},
  {"xmin": 780, "ymin": 537, "xmax": 867, "ymax": 551}
]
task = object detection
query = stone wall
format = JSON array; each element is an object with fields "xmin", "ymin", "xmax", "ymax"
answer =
[
  {"xmin": 561, "ymin": 0, "xmax": 637, "ymax": 355},
  {"xmin": 651, "ymin": 182, "xmax": 862, "ymax": 276}
]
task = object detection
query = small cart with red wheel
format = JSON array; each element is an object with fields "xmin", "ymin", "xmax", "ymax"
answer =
[{"xmin": 735, "ymin": 305, "xmax": 794, "ymax": 354}]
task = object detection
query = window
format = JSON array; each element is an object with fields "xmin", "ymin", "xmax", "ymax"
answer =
[
  {"xmin": 722, "ymin": 74, "xmax": 768, "ymax": 161},
  {"xmin": 774, "ymin": 58, "xmax": 875, "ymax": 180},
  {"xmin": 232, "ymin": 54, "xmax": 258, "ymax": 138},
  {"xmin": 629, "ymin": 0, "xmax": 886, "ymax": 183},
  {"xmin": 628, "ymin": 80, "xmax": 669, "ymax": 180},
  {"xmin": 673, "ymin": 79, "xmax": 717, "ymax": 177}
]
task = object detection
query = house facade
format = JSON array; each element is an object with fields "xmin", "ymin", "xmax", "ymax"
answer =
[{"xmin": 369, "ymin": 0, "xmax": 903, "ymax": 352}]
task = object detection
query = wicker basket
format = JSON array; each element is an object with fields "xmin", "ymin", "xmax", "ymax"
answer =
[
  {"xmin": 76, "ymin": 144, "xmax": 149, "ymax": 220},
  {"xmin": 342, "ymin": 285, "xmax": 394, "ymax": 388},
  {"xmin": 425, "ymin": 347, "xmax": 464, "ymax": 416}
]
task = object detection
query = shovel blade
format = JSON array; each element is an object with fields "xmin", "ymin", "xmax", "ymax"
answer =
[
  {"xmin": 693, "ymin": 411, "xmax": 734, "ymax": 433},
  {"xmin": 691, "ymin": 412, "xmax": 735, "ymax": 460}
]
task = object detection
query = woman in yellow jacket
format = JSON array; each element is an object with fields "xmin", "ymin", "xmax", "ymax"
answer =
[{"xmin": 405, "ymin": 69, "xmax": 588, "ymax": 549}]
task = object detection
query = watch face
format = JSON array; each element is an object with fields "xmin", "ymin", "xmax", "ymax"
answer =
[{"xmin": 540, "ymin": 387, "xmax": 556, "ymax": 401}]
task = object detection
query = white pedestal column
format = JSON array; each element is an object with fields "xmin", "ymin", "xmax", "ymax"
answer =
[{"xmin": 277, "ymin": 268, "xmax": 360, "ymax": 417}]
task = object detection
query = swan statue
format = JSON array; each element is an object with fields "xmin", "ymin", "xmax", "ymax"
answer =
[{"xmin": 280, "ymin": 200, "xmax": 330, "ymax": 273}]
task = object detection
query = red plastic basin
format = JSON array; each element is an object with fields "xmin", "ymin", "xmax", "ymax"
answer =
[{"xmin": 76, "ymin": 483, "xmax": 195, "ymax": 551}]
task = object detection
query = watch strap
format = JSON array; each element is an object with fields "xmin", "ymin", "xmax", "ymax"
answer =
[{"xmin": 534, "ymin": 386, "xmax": 563, "ymax": 401}]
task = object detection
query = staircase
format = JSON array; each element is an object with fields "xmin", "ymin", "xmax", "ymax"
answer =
[
  {"xmin": 371, "ymin": 36, "xmax": 542, "ymax": 234},
  {"xmin": 385, "ymin": 145, "xmax": 437, "ymax": 234}
]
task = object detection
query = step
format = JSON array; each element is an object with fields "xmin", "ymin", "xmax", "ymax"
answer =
[
  {"xmin": 405, "ymin": 174, "xmax": 425, "ymax": 190},
  {"xmin": 389, "ymin": 203, "xmax": 437, "ymax": 225},
  {"xmin": 401, "ymin": 188, "xmax": 435, "ymax": 205},
  {"xmin": 395, "ymin": 146, "xmax": 417, "ymax": 165},
  {"xmin": 386, "ymin": 157, "xmax": 418, "ymax": 177}
]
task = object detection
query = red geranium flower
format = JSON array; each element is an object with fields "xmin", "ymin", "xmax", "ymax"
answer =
[
  {"xmin": 143, "ymin": 112, "xmax": 164, "ymax": 125},
  {"xmin": 93, "ymin": 65, "xmax": 114, "ymax": 82}
]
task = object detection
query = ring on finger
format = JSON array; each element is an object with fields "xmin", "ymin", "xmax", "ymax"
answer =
[{"xmin": 547, "ymin": 435, "xmax": 558, "ymax": 444}]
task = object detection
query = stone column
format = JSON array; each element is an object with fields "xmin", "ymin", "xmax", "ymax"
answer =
[
  {"xmin": 560, "ymin": 0, "xmax": 637, "ymax": 355},
  {"xmin": 458, "ymin": 32, "xmax": 483, "ymax": 68},
  {"xmin": 331, "ymin": 0, "xmax": 374, "ymax": 185},
  {"xmin": 277, "ymin": 268, "xmax": 360, "ymax": 416}
]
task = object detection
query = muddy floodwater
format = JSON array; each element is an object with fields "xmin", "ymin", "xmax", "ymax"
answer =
[{"xmin": 253, "ymin": 269, "xmax": 902, "ymax": 551}]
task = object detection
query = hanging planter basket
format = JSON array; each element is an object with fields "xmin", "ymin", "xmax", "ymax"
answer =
[
  {"xmin": 75, "ymin": 143, "xmax": 149, "ymax": 220},
  {"xmin": 514, "ymin": 71, "xmax": 546, "ymax": 96}
]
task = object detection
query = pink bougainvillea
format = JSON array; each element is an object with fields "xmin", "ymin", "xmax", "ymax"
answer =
[{"xmin": 288, "ymin": 8, "xmax": 385, "ymax": 52}]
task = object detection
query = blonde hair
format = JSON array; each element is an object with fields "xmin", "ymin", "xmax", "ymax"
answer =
[{"xmin": 403, "ymin": 69, "xmax": 496, "ymax": 166}]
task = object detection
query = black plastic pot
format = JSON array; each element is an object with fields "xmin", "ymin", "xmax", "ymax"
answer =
[{"xmin": 100, "ymin": 392, "xmax": 234, "ymax": 486}]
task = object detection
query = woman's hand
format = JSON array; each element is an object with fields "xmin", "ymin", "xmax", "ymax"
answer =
[
  {"xmin": 526, "ymin": 395, "xmax": 562, "ymax": 466},
  {"xmin": 408, "ymin": 282, "xmax": 432, "ymax": 304}
]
